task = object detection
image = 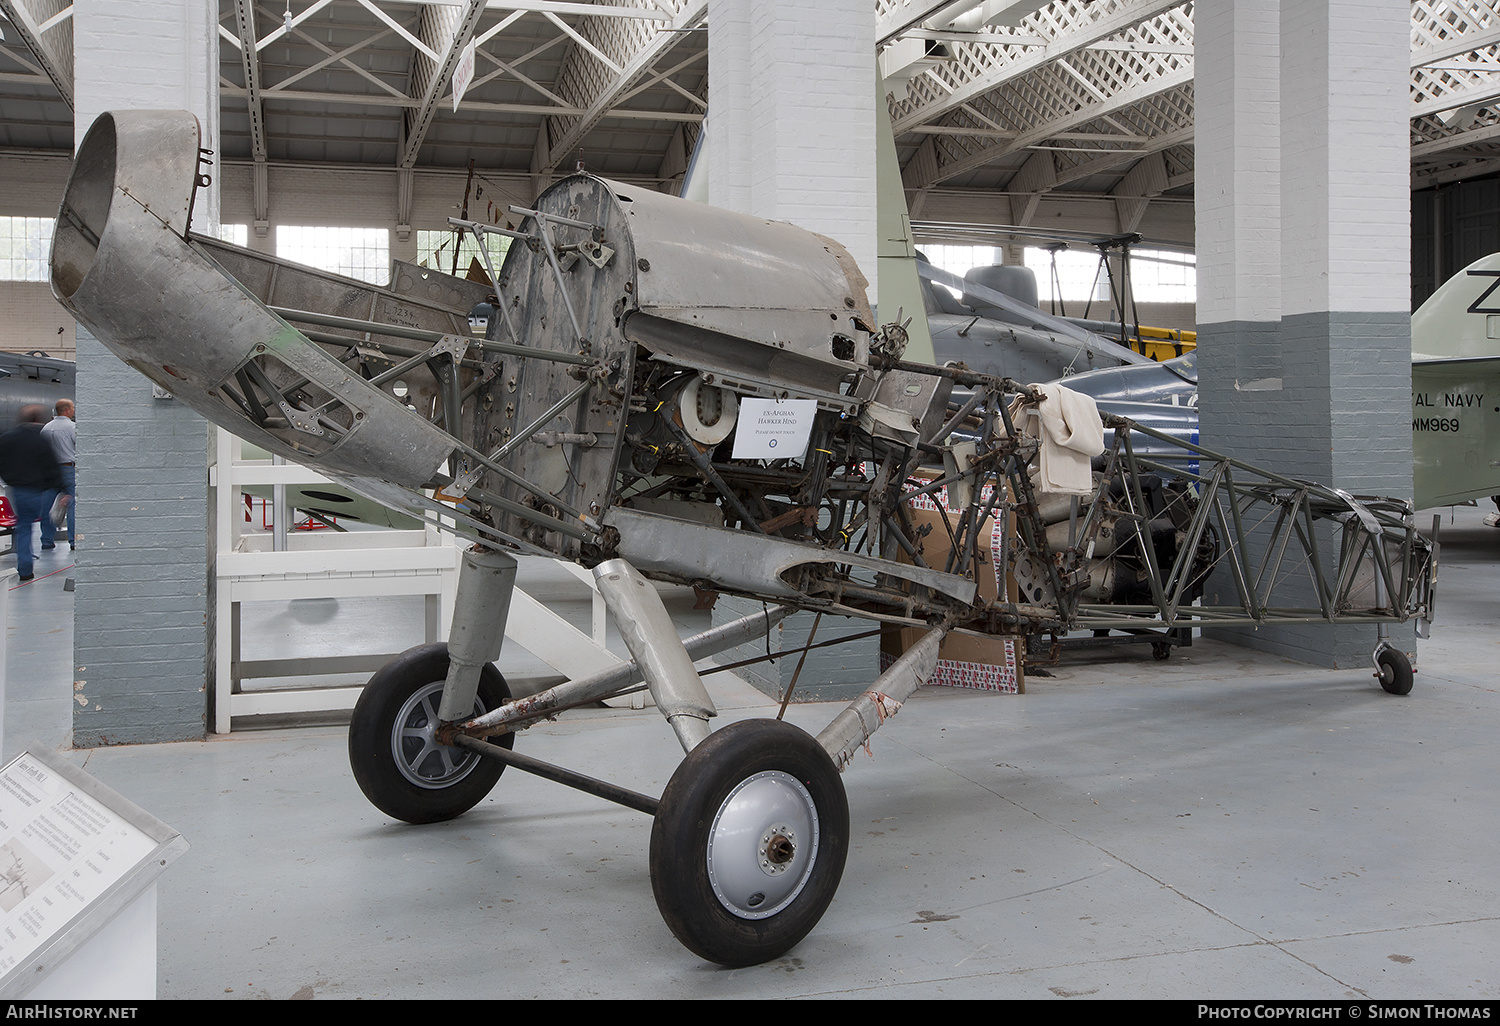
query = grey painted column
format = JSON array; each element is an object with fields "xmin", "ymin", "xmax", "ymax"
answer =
[
  {"xmin": 71, "ymin": 0, "xmax": 218, "ymax": 744},
  {"xmin": 1197, "ymin": 0, "xmax": 1412, "ymax": 667},
  {"xmin": 1270, "ymin": 0, "xmax": 1412, "ymax": 667}
]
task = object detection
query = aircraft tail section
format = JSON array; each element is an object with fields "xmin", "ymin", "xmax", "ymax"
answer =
[{"xmin": 1411, "ymin": 253, "xmax": 1500, "ymax": 508}]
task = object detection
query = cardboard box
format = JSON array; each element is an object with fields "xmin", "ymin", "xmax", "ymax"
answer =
[
  {"xmin": 882, "ymin": 478, "xmax": 1025, "ymax": 693},
  {"xmin": 879, "ymin": 631, "xmax": 1023, "ymax": 693}
]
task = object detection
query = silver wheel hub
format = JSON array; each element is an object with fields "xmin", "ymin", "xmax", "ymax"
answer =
[
  {"xmin": 707, "ymin": 770, "xmax": 819, "ymax": 920},
  {"xmin": 392, "ymin": 682, "xmax": 484, "ymax": 789}
]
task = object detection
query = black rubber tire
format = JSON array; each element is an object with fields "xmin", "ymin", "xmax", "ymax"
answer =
[
  {"xmin": 1152, "ymin": 641, "xmax": 1172, "ymax": 661},
  {"xmin": 1377, "ymin": 648, "xmax": 1414, "ymax": 696},
  {"xmin": 649, "ymin": 718, "xmax": 848, "ymax": 966},
  {"xmin": 348, "ymin": 642, "xmax": 513, "ymax": 824}
]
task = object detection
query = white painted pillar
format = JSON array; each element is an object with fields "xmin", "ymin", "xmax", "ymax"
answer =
[
  {"xmin": 706, "ymin": 0, "xmax": 877, "ymax": 296},
  {"xmin": 74, "ymin": 1, "xmax": 219, "ymax": 225},
  {"xmin": 1194, "ymin": 0, "xmax": 1281, "ymax": 424}
]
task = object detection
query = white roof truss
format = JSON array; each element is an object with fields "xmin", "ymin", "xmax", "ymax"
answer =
[
  {"xmin": 0, "ymin": 0, "xmax": 72, "ymax": 109},
  {"xmin": 17, "ymin": 2, "xmax": 1500, "ymax": 234}
]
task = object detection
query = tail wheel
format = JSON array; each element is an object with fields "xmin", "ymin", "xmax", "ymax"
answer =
[
  {"xmin": 349, "ymin": 643, "xmax": 512, "ymax": 824},
  {"xmin": 1376, "ymin": 647, "xmax": 1414, "ymax": 696},
  {"xmin": 649, "ymin": 718, "xmax": 848, "ymax": 965}
]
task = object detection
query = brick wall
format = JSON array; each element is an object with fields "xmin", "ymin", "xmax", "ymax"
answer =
[{"xmin": 72, "ymin": 330, "xmax": 211, "ymax": 744}]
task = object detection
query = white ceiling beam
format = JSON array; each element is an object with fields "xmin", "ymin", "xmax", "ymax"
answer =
[
  {"xmin": 0, "ymin": 39, "xmax": 48, "ymax": 78},
  {"xmin": 1049, "ymin": 124, "xmax": 1191, "ymax": 192},
  {"xmin": 403, "ymin": 0, "xmax": 671, "ymax": 20},
  {"xmin": 891, "ymin": 0, "xmax": 1183, "ymax": 137},
  {"xmin": 34, "ymin": 3, "xmax": 67, "ymax": 34},
  {"xmin": 1411, "ymin": 118, "xmax": 1500, "ymax": 165},
  {"xmin": 399, "ymin": 0, "xmax": 488, "ymax": 168},
  {"xmin": 283, "ymin": 18, "xmax": 414, "ymax": 102},
  {"xmin": 1111, "ymin": 150, "xmax": 1166, "ymax": 233},
  {"xmin": 1410, "ymin": 0, "xmax": 1500, "ymax": 66},
  {"xmin": 254, "ymin": 0, "xmax": 335, "ymax": 52},
  {"xmin": 0, "ymin": 0, "xmax": 72, "ymax": 109},
  {"xmin": 542, "ymin": 10, "xmax": 621, "ymax": 74},
  {"xmin": 356, "ymin": 0, "xmax": 441, "ymax": 62},
  {"xmin": 473, "ymin": 9, "xmax": 526, "ymax": 48},
  {"xmin": 538, "ymin": 0, "xmax": 707, "ymax": 177},
  {"xmin": 898, "ymin": 27, "xmax": 1045, "ymax": 46},
  {"xmin": 614, "ymin": 47, "xmax": 707, "ymax": 111},
  {"xmin": 268, "ymin": 28, "xmax": 397, "ymax": 93},
  {"xmin": 471, "ymin": 32, "xmax": 571, "ymax": 106},
  {"xmin": 220, "ymin": 83, "xmax": 703, "ymax": 122},
  {"xmin": 878, "ymin": 0, "xmax": 996, "ymax": 48},
  {"xmin": 232, "ymin": 0, "xmax": 267, "ymax": 162},
  {"xmin": 904, "ymin": 65, "xmax": 1191, "ymax": 190},
  {"xmin": 1412, "ymin": 26, "xmax": 1500, "ymax": 68},
  {"xmin": 1413, "ymin": 155, "xmax": 1500, "ymax": 189},
  {"xmin": 1411, "ymin": 78, "xmax": 1500, "ymax": 121}
]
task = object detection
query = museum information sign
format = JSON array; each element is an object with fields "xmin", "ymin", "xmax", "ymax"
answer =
[{"xmin": 0, "ymin": 748, "xmax": 186, "ymax": 997}]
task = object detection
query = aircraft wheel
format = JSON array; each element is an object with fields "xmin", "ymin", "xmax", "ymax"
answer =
[
  {"xmin": 1152, "ymin": 641, "xmax": 1172, "ymax": 661},
  {"xmin": 649, "ymin": 718, "xmax": 848, "ymax": 966},
  {"xmin": 1376, "ymin": 648, "xmax": 1414, "ymax": 696},
  {"xmin": 348, "ymin": 643, "xmax": 512, "ymax": 824}
]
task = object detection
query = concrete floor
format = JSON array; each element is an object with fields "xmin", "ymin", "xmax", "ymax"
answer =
[{"xmin": 2, "ymin": 504, "xmax": 1498, "ymax": 999}]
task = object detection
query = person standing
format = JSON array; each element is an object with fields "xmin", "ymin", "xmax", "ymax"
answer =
[
  {"xmin": 41, "ymin": 399, "xmax": 76, "ymax": 551},
  {"xmin": 0, "ymin": 405, "xmax": 66, "ymax": 582}
]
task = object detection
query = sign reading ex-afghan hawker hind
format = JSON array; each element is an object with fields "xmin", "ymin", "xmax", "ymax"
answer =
[
  {"xmin": 1411, "ymin": 370, "xmax": 1500, "ymax": 508},
  {"xmin": 732, "ymin": 399, "xmax": 818, "ymax": 460}
]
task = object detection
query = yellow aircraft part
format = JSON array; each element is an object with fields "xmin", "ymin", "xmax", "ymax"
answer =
[{"xmin": 1126, "ymin": 326, "xmax": 1197, "ymax": 362}]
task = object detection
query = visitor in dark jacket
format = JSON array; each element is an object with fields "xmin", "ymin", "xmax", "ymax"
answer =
[{"xmin": 0, "ymin": 404, "xmax": 67, "ymax": 582}]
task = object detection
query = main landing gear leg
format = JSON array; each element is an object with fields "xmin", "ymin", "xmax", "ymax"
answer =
[
  {"xmin": 348, "ymin": 546, "xmax": 519, "ymax": 823},
  {"xmin": 592, "ymin": 558, "xmax": 716, "ymax": 752}
]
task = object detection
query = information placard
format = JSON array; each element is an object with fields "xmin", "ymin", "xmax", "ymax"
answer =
[
  {"xmin": 0, "ymin": 748, "xmax": 186, "ymax": 997},
  {"xmin": 730, "ymin": 399, "xmax": 818, "ymax": 459}
]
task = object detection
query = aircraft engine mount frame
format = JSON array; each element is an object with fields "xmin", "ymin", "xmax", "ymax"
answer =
[{"xmin": 53, "ymin": 110, "xmax": 1439, "ymax": 967}]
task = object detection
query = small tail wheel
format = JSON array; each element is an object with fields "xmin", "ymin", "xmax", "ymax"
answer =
[
  {"xmin": 1152, "ymin": 641, "xmax": 1172, "ymax": 661},
  {"xmin": 1376, "ymin": 647, "xmax": 1414, "ymax": 696},
  {"xmin": 349, "ymin": 642, "xmax": 513, "ymax": 824},
  {"xmin": 649, "ymin": 718, "xmax": 849, "ymax": 966}
]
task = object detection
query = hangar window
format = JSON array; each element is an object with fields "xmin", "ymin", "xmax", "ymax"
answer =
[
  {"xmin": 1024, "ymin": 247, "xmax": 1196, "ymax": 307},
  {"xmin": 1129, "ymin": 248, "xmax": 1196, "ymax": 303},
  {"xmin": 1024, "ymin": 247, "xmax": 1117, "ymax": 305},
  {"xmin": 920, "ymin": 244, "xmax": 1004, "ymax": 303},
  {"xmin": 915, "ymin": 242, "xmax": 1196, "ymax": 311},
  {"xmin": 0, "ymin": 216, "xmax": 55, "ymax": 282},
  {"xmin": 217, "ymin": 223, "xmax": 249, "ymax": 247},
  {"xmin": 416, "ymin": 229, "xmax": 508, "ymax": 278},
  {"xmin": 276, "ymin": 225, "xmax": 390, "ymax": 286}
]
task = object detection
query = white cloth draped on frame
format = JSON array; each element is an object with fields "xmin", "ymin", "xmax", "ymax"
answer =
[{"xmin": 1007, "ymin": 383, "xmax": 1105, "ymax": 496}]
